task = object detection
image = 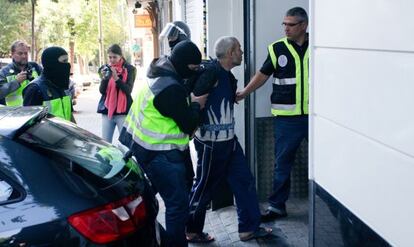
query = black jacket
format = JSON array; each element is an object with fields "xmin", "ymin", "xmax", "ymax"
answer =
[
  {"xmin": 147, "ymin": 56, "xmax": 202, "ymax": 135},
  {"xmin": 23, "ymin": 75, "xmax": 69, "ymax": 106},
  {"xmin": 97, "ymin": 62, "xmax": 136, "ymax": 115}
]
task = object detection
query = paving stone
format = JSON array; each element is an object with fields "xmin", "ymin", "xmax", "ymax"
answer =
[{"xmin": 214, "ymin": 232, "xmax": 231, "ymax": 241}]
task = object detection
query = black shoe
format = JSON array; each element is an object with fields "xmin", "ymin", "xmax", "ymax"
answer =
[{"xmin": 261, "ymin": 210, "xmax": 287, "ymax": 222}]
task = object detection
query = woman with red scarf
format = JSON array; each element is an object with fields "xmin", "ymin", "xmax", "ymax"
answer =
[{"xmin": 98, "ymin": 44, "xmax": 136, "ymax": 143}]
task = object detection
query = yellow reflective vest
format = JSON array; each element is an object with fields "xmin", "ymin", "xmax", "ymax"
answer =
[
  {"xmin": 124, "ymin": 78, "xmax": 189, "ymax": 151},
  {"xmin": 5, "ymin": 70, "xmax": 39, "ymax": 106},
  {"xmin": 268, "ymin": 37, "xmax": 309, "ymax": 116},
  {"xmin": 43, "ymin": 95, "xmax": 72, "ymax": 121}
]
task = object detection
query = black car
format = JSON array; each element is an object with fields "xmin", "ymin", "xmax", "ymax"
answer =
[{"xmin": 0, "ymin": 106, "xmax": 162, "ymax": 246}]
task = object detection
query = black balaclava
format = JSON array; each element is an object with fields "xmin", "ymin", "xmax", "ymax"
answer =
[
  {"xmin": 41, "ymin": 46, "xmax": 71, "ymax": 89},
  {"xmin": 169, "ymin": 34, "xmax": 188, "ymax": 49},
  {"xmin": 169, "ymin": 41, "xmax": 201, "ymax": 79}
]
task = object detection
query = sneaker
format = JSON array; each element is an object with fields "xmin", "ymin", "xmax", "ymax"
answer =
[{"xmin": 261, "ymin": 210, "xmax": 287, "ymax": 222}]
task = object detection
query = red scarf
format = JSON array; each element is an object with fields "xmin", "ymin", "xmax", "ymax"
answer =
[{"xmin": 104, "ymin": 58, "xmax": 128, "ymax": 119}]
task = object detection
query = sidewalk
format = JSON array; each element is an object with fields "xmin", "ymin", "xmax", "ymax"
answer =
[
  {"xmin": 75, "ymin": 84, "xmax": 309, "ymax": 247},
  {"xmin": 156, "ymin": 197, "xmax": 308, "ymax": 247}
]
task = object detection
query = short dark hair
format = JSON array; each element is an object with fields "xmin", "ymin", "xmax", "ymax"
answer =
[
  {"xmin": 11, "ymin": 40, "xmax": 29, "ymax": 53},
  {"xmin": 107, "ymin": 44, "xmax": 123, "ymax": 56},
  {"xmin": 286, "ymin": 7, "xmax": 308, "ymax": 23}
]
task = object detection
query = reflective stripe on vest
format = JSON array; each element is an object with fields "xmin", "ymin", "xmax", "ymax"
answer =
[
  {"xmin": 273, "ymin": 78, "xmax": 296, "ymax": 85},
  {"xmin": 43, "ymin": 95, "xmax": 72, "ymax": 121},
  {"xmin": 5, "ymin": 70, "xmax": 39, "ymax": 106},
  {"xmin": 268, "ymin": 37, "xmax": 309, "ymax": 116},
  {"xmin": 124, "ymin": 81, "xmax": 189, "ymax": 151}
]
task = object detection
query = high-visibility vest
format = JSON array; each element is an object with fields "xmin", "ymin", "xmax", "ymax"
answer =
[
  {"xmin": 268, "ymin": 37, "xmax": 309, "ymax": 116},
  {"xmin": 124, "ymin": 77, "xmax": 189, "ymax": 151},
  {"xmin": 33, "ymin": 78, "xmax": 72, "ymax": 121},
  {"xmin": 43, "ymin": 95, "xmax": 72, "ymax": 121},
  {"xmin": 5, "ymin": 70, "xmax": 39, "ymax": 106}
]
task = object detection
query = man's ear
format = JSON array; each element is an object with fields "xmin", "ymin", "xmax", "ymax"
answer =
[{"xmin": 227, "ymin": 49, "xmax": 234, "ymax": 58}]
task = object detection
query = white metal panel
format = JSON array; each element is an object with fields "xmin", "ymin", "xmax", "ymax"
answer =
[
  {"xmin": 313, "ymin": 117, "xmax": 414, "ymax": 247},
  {"xmin": 313, "ymin": 48, "xmax": 414, "ymax": 157},
  {"xmin": 254, "ymin": 0, "xmax": 309, "ymax": 117},
  {"xmin": 185, "ymin": 0, "xmax": 204, "ymax": 53},
  {"xmin": 313, "ymin": 0, "xmax": 414, "ymax": 52},
  {"xmin": 311, "ymin": 0, "xmax": 414, "ymax": 245}
]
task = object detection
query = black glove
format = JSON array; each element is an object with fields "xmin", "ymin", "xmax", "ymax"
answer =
[{"xmin": 192, "ymin": 63, "xmax": 218, "ymax": 96}]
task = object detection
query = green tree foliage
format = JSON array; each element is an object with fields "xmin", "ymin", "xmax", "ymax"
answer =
[
  {"xmin": 36, "ymin": 0, "xmax": 129, "ymax": 66},
  {"xmin": 0, "ymin": 0, "xmax": 31, "ymax": 57},
  {"xmin": 2, "ymin": 0, "xmax": 130, "ymax": 68}
]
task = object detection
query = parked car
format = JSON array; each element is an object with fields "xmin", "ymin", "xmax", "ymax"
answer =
[
  {"xmin": 0, "ymin": 106, "xmax": 163, "ymax": 246},
  {"xmin": 0, "ymin": 58, "xmax": 12, "ymax": 69}
]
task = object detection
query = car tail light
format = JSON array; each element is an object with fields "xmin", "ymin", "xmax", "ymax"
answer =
[{"xmin": 68, "ymin": 195, "xmax": 147, "ymax": 244}]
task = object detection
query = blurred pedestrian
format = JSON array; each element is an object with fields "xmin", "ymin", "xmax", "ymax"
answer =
[
  {"xmin": 23, "ymin": 46, "xmax": 75, "ymax": 123},
  {"xmin": 0, "ymin": 40, "xmax": 42, "ymax": 105},
  {"xmin": 98, "ymin": 44, "xmax": 136, "ymax": 143}
]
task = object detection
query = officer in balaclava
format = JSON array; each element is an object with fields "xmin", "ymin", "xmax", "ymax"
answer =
[
  {"xmin": 119, "ymin": 40, "xmax": 208, "ymax": 247},
  {"xmin": 160, "ymin": 21, "xmax": 191, "ymax": 49},
  {"xmin": 23, "ymin": 46, "xmax": 75, "ymax": 122}
]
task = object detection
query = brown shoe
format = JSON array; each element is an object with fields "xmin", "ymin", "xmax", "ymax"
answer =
[{"xmin": 186, "ymin": 232, "xmax": 215, "ymax": 243}]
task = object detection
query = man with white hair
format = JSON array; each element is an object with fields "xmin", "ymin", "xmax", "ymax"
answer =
[{"xmin": 186, "ymin": 36, "xmax": 273, "ymax": 243}]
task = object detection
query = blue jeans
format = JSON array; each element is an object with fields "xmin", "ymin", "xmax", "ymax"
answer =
[
  {"xmin": 139, "ymin": 150, "xmax": 189, "ymax": 247},
  {"xmin": 187, "ymin": 137, "xmax": 261, "ymax": 234},
  {"xmin": 101, "ymin": 114, "xmax": 125, "ymax": 143},
  {"xmin": 268, "ymin": 115, "xmax": 308, "ymax": 212}
]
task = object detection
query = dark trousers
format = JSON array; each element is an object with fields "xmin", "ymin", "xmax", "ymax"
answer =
[
  {"xmin": 186, "ymin": 137, "xmax": 261, "ymax": 233},
  {"xmin": 268, "ymin": 115, "xmax": 308, "ymax": 212},
  {"xmin": 138, "ymin": 150, "xmax": 189, "ymax": 247}
]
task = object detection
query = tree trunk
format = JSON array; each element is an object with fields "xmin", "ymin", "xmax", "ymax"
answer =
[
  {"xmin": 85, "ymin": 56, "xmax": 90, "ymax": 75},
  {"xmin": 31, "ymin": 0, "xmax": 35, "ymax": 60},
  {"xmin": 146, "ymin": 3, "xmax": 159, "ymax": 58},
  {"xmin": 77, "ymin": 55, "xmax": 85, "ymax": 75},
  {"xmin": 69, "ymin": 41, "xmax": 75, "ymax": 74}
]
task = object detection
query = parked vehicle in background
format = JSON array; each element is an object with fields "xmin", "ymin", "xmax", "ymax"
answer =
[
  {"xmin": 0, "ymin": 58, "xmax": 12, "ymax": 69},
  {"xmin": 0, "ymin": 106, "xmax": 163, "ymax": 246}
]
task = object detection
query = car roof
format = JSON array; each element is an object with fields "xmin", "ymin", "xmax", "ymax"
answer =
[{"xmin": 0, "ymin": 106, "xmax": 48, "ymax": 138}]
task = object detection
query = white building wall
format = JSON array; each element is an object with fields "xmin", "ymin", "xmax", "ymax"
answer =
[
  {"xmin": 310, "ymin": 0, "xmax": 414, "ymax": 246},
  {"xmin": 185, "ymin": 0, "xmax": 204, "ymax": 54},
  {"xmin": 172, "ymin": 0, "xmax": 185, "ymax": 21},
  {"xmin": 206, "ymin": 0, "xmax": 245, "ymax": 147}
]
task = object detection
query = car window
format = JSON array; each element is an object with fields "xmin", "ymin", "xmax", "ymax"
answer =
[
  {"xmin": 0, "ymin": 175, "xmax": 23, "ymax": 205},
  {"xmin": 18, "ymin": 117, "xmax": 136, "ymax": 179},
  {"xmin": 0, "ymin": 179, "xmax": 12, "ymax": 202}
]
